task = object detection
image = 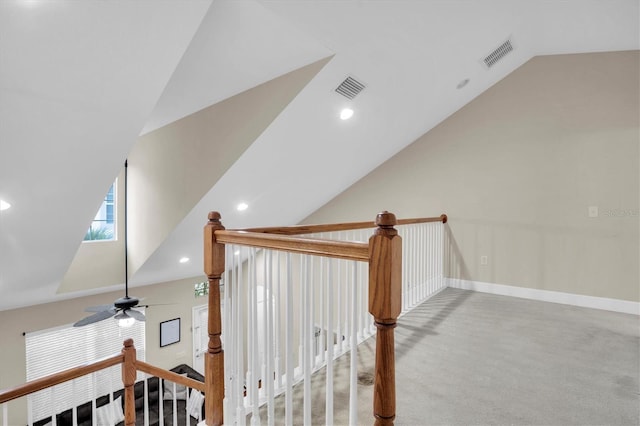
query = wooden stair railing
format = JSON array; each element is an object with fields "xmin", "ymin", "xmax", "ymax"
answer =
[
  {"xmin": 0, "ymin": 353, "xmax": 124, "ymax": 406},
  {"xmin": 242, "ymin": 213, "xmax": 447, "ymax": 235},
  {"xmin": 203, "ymin": 211, "xmax": 446, "ymax": 426},
  {"xmin": 0, "ymin": 339, "xmax": 205, "ymax": 426}
]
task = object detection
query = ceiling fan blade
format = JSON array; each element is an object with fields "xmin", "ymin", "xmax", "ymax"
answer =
[
  {"xmin": 73, "ymin": 309, "xmax": 116, "ymax": 327},
  {"xmin": 139, "ymin": 303, "xmax": 176, "ymax": 307},
  {"xmin": 126, "ymin": 308, "xmax": 145, "ymax": 322},
  {"xmin": 84, "ymin": 304, "xmax": 116, "ymax": 313}
]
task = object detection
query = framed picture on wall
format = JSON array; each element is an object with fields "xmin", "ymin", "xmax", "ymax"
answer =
[{"xmin": 160, "ymin": 318, "xmax": 180, "ymax": 347}]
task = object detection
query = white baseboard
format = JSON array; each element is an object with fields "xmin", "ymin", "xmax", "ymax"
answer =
[{"xmin": 446, "ymin": 278, "xmax": 639, "ymax": 316}]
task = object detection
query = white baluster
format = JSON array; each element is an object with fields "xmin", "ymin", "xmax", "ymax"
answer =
[
  {"xmin": 236, "ymin": 246, "xmax": 246, "ymax": 426},
  {"xmin": 71, "ymin": 379, "xmax": 77, "ymax": 426},
  {"xmin": 431, "ymin": 223, "xmax": 436, "ymax": 291},
  {"xmin": 420, "ymin": 224, "xmax": 425, "ymax": 299},
  {"xmin": 246, "ymin": 248, "xmax": 254, "ymax": 411},
  {"xmin": 50, "ymin": 386, "xmax": 56, "ymax": 426},
  {"xmin": 159, "ymin": 376, "xmax": 164, "ymax": 426},
  {"xmin": 266, "ymin": 250, "xmax": 275, "ymax": 426},
  {"xmin": 89, "ymin": 372, "xmax": 96, "ymax": 426},
  {"xmin": 261, "ymin": 252, "xmax": 268, "ymax": 400},
  {"xmin": 360, "ymin": 260, "xmax": 367, "ymax": 340},
  {"xmin": 410, "ymin": 225, "xmax": 416, "ymax": 308},
  {"xmin": 349, "ymin": 261, "xmax": 358, "ymax": 426},
  {"xmin": 303, "ymin": 256, "xmax": 311, "ymax": 426},
  {"xmin": 325, "ymin": 259, "xmax": 334, "ymax": 426},
  {"xmin": 344, "ymin": 259, "xmax": 351, "ymax": 350},
  {"xmin": 415, "ymin": 225, "xmax": 420, "ymax": 304},
  {"xmin": 144, "ymin": 375, "xmax": 149, "ymax": 426},
  {"xmin": 2, "ymin": 402, "xmax": 7, "ymax": 426},
  {"xmin": 419, "ymin": 224, "xmax": 424, "ymax": 299},
  {"xmin": 227, "ymin": 245, "xmax": 235, "ymax": 425},
  {"xmin": 298, "ymin": 254, "xmax": 304, "ymax": 376},
  {"xmin": 422, "ymin": 223, "xmax": 427, "ymax": 297},
  {"xmin": 433, "ymin": 223, "xmax": 438, "ymax": 292},
  {"xmin": 401, "ymin": 227, "xmax": 408, "ymax": 312},
  {"xmin": 337, "ymin": 260, "xmax": 343, "ymax": 354},
  {"xmin": 274, "ymin": 251, "xmax": 282, "ymax": 391},
  {"xmin": 439, "ymin": 221, "xmax": 444, "ymax": 289},
  {"xmin": 427, "ymin": 223, "xmax": 431, "ymax": 293},
  {"xmin": 319, "ymin": 257, "xmax": 326, "ymax": 365},
  {"xmin": 186, "ymin": 385, "xmax": 191, "ymax": 426},
  {"xmin": 419, "ymin": 223, "xmax": 424, "ymax": 296},
  {"xmin": 223, "ymin": 247, "xmax": 231, "ymax": 424},
  {"xmin": 171, "ymin": 382, "xmax": 177, "ymax": 426},
  {"xmin": 310, "ymin": 256, "xmax": 316, "ymax": 369},
  {"xmin": 251, "ymin": 248, "xmax": 261, "ymax": 425},
  {"xmin": 27, "ymin": 394, "xmax": 33, "ymax": 426},
  {"xmin": 411, "ymin": 224, "xmax": 416, "ymax": 301},
  {"xmin": 285, "ymin": 252, "xmax": 293, "ymax": 426}
]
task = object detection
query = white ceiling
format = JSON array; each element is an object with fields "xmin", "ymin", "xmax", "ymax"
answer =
[{"xmin": 0, "ymin": 0, "xmax": 638, "ymax": 310}]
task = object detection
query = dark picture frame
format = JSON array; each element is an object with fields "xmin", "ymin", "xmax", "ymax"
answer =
[{"xmin": 160, "ymin": 317, "xmax": 180, "ymax": 347}]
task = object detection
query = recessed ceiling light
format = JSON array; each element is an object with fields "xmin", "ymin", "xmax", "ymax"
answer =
[
  {"xmin": 340, "ymin": 108, "xmax": 354, "ymax": 120},
  {"xmin": 237, "ymin": 202, "xmax": 248, "ymax": 211},
  {"xmin": 456, "ymin": 78, "xmax": 470, "ymax": 89},
  {"xmin": 179, "ymin": 257, "xmax": 189, "ymax": 264},
  {"xmin": 0, "ymin": 200, "xmax": 11, "ymax": 211}
]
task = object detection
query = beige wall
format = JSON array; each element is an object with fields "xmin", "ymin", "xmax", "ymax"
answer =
[
  {"xmin": 305, "ymin": 51, "xmax": 639, "ymax": 302},
  {"xmin": 127, "ymin": 57, "xmax": 330, "ymax": 275},
  {"xmin": 60, "ymin": 169, "xmax": 125, "ymax": 293},
  {"xmin": 0, "ymin": 276, "xmax": 208, "ymax": 423}
]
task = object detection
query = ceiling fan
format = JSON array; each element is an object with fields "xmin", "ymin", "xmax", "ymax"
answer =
[{"xmin": 74, "ymin": 160, "xmax": 145, "ymax": 328}]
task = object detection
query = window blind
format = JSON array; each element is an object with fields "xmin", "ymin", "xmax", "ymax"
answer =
[{"xmin": 25, "ymin": 313, "xmax": 145, "ymax": 421}]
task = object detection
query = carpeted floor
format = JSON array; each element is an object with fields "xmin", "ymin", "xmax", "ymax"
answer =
[{"xmin": 253, "ymin": 288, "xmax": 640, "ymax": 425}]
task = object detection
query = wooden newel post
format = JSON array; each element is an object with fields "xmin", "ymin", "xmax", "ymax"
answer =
[
  {"xmin": 368, "ymin": 211, "xmax": 402, "ymax": 426},
  {"xmin": 121, "ymin": 338, "xmax": 137, "ymax": 426},
  {"xmin": 204, "ymin": 211, "xmax": 226, "ymax": 425}
]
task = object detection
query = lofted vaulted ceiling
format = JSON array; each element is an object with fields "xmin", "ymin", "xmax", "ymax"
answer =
[{"xmin": 0, "ymin": 0, "xmax": 638, "ymax": 311}]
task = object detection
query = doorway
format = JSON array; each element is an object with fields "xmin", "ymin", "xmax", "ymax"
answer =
[{"xmin": 191, "ymin": 304, "xmax": 209, "ymax": 375}]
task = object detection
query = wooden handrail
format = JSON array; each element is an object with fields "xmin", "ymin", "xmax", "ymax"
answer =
[
  {"xmin": 240, "ymin": 214, "xmax": 447, "ymax": 235},
  {"xmin": 214, "ymin": 230, "xmax": 369, "ymax": 261},
  {"xmin": 398, "ymin": 214, "xmax": 447, "ymax": 226},
  {"xmin": 0, "ymin": 353, "xmax": 123, "ymax": 404},
  {"xmin": 0, "ymin": 345, "xmax": 208, "ymax": 405},
  {"xmin": 136, "ymin": 361, "xmax": 206, "ymax": 393}
]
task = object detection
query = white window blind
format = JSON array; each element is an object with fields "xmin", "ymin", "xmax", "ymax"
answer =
[{"xmin": 25, "ymin": 313, "xmax": 145, "ymax": 422}]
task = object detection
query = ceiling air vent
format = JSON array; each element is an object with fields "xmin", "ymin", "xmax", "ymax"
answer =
[
  {"xmin": 483, "ymin": 39, "xmax": 514, "ymax": 68},
  {"xmin": 335, "ymin": 76, "xmax": 365, "ymax": 100}
]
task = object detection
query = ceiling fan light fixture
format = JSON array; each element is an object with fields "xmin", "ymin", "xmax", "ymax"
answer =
[{"xmin": 117, "ymin": 315, "xmax": 136, "ymax": 328}]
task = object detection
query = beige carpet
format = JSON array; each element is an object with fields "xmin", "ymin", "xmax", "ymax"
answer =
[{"xmin": 250, "ymin": 288, "xmax": 639, "ymax": 425}]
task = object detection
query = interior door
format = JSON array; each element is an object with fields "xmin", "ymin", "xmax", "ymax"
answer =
[{"xmin": 192, "ymin": 304, "xmax": 208, "ymax": 375}]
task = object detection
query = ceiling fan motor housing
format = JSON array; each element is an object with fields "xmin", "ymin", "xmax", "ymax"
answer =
[{"xmin": 115, "ymin": 296, "xmax": 139, "ymax": 310}]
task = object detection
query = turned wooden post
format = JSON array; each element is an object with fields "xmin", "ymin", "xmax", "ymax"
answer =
[
  {"xmin": 121, "ymin": 338, "xmax": 137, "ymax": 426},
  {"xmin": 204, "ymin": 211, "xmax": 226, "ymax": 425},
  {"xmin": 368, "ymin": 211, "xmax": 402, "ymax": 426}
]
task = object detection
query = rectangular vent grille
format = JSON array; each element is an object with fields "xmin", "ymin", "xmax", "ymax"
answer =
[
  {"xmin": 483, "ymin": 39, "xmax": 513, "ymax": 68},
  {"xmin": 335, "ymin": 76, "xmax": 365, "ymax": 99}
]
